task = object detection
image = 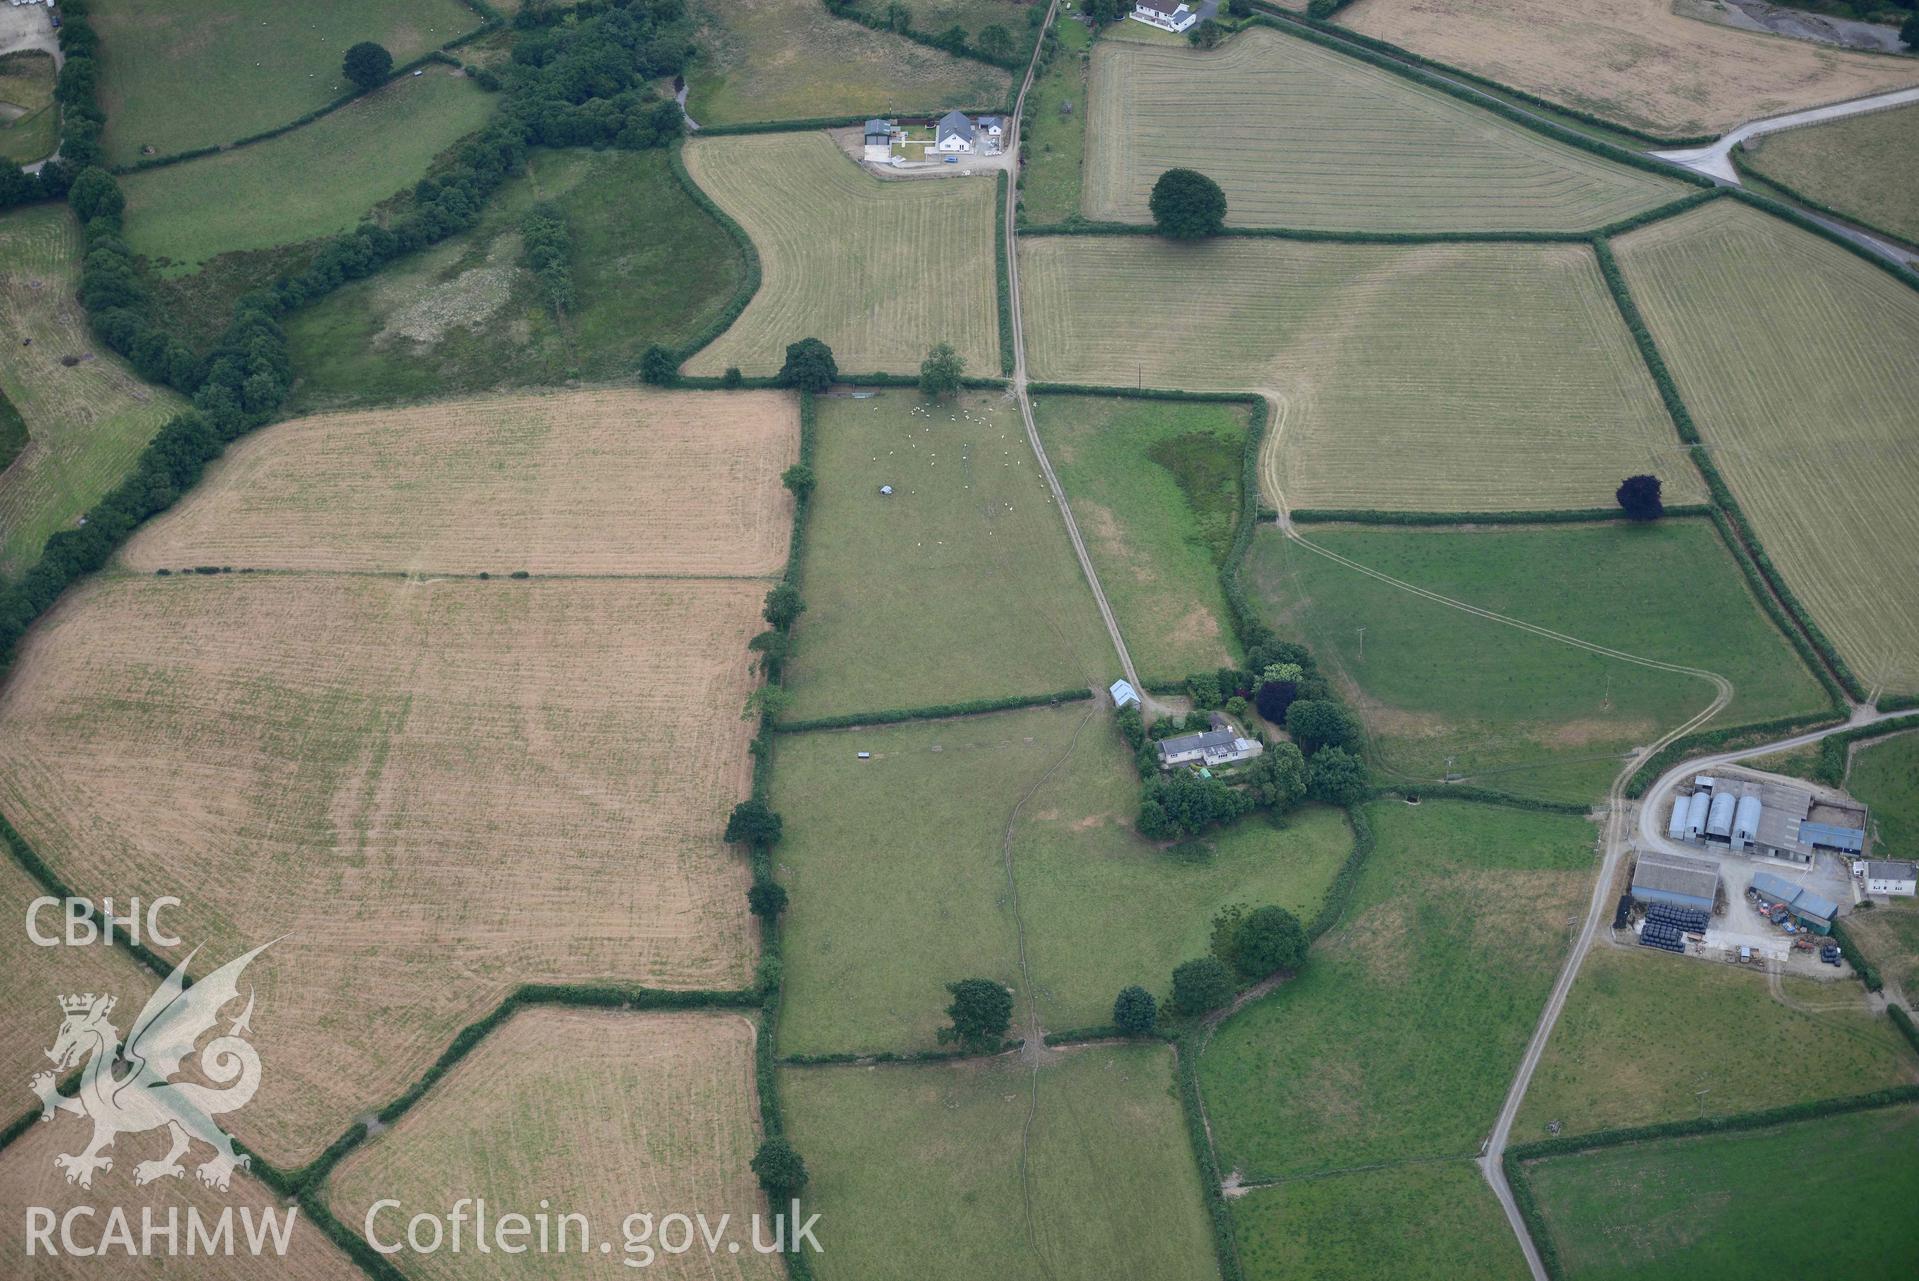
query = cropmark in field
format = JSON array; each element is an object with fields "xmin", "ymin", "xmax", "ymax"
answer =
[
  {"xmin": 1614, "ymin": 200, "xmax": 1919, "ymax": 696},
  {"xmin": 0, "ymin": 206, "xmax": 190, "ymax": 579},
  {"xmin": 329, "ymin": 1008, "xmax": 778, "ymax": 1281},
  {"xmin": 1019, "ymin": 236, "xmax": 1702, "ymax": 514},
  {"xmin": 1083, "ymin": 27, "xmax": 1683, "ymax": 232},
  {"xmin": 682, "ymin": 133, "xmax": 1000, "ymax": 379},
  {"xmin": 782, "ymin": 1045, "xmax": 1217, "ymax": 1281},
  {"xmin": 1336, "ymin": 0, "xmax": 1919, "ymax": 139}
]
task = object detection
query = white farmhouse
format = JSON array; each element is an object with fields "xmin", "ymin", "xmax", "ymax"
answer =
[
  {"xmin": 1157, "ymin": 729, "xmax": 1262, "ymax": 770},
  {"xmin": 935, "ymin": 109, "xmax": 976, "ymax": 153},
  {"xmin": 1131, "ymin": 0, "xmax": 1199, "ymax": 33},
  {"xmin": 1863, "ymin": 859, "xmax": 1918, "ymax": 897}
]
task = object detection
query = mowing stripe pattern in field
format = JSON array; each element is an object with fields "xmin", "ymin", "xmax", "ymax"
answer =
[
  {"xmin": 1083, "ymin": 28, "xmax": 1683, "ymax": 232},
  {"xmin": 1020, "ymin": 237, "xmax": 1700, "ymax": 512},
  {"xmin": 123, "ymin": 390, "xmax": 798, "ymax": 577},
  {"xmin": 329, "ymin": 1009, "xmax": 777, "ymax": 1281},
  {"xmin": 0, "ymin": 207, "xmax": 191, "ymax": 579},
  {"xmin": 1613, "ymin": 201, "xmax": 1919, "ymax": 695},
  {"xmin": 683, "ymin": 133, "xmax": 1000, "ymax": 378},
  {"xmin": 1738, "ymin": 103, "xmax": 1919, "ymax": 246}
]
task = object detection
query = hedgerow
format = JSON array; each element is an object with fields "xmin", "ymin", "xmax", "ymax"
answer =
[
  {"xmin": 1622, "ymin": 712, "xmax": 1845, "ymax": 798},
  {"xmin": 1829, "ymin": 919, "xmax": 1883, "ymax": 993},
  {"xmin": 1175, "ymin": 1031, "xmax": 1245, "ymax": 1281},
  {"xmin": 1287, "ymin": 505, "xmax": 1713, "ymax": 526},
  {"xmin": 995, "ymin": 170, "xmax": 1014, "ymax": 374},
  {"xmin": 775, "ymin": 687, "xmax": 1094, "ymax": 733},
  {"xmin": 819, "ymin": 0, "xmax": 1038, "ymax": 73}
]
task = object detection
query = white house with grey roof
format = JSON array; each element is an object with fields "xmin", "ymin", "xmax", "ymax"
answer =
[
  {"xmin": 935, "ymin": 110, "xmax": 976, "ymax": 152},
  {"xmin": 1863, "ymin": 860, "xmax": 1917, "ymax": 897},
  {"xmin": 1131, "ymin": 0, "xmax": 1199, "ymax": 33},
  {"xmin": 1157, "ymin": 728, "xmax": 1262, "ymax": 770}
]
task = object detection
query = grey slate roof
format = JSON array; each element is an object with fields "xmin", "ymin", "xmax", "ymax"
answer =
[
  {"xmin": 936, "ymin": 109, "xmax": 974, "ymax": 144},
  {"xmin": 1631, "ymin": 851, "xmax": 1720, "ymax": 903},
  {"xmin": 1868, "ymin": 860, "xmax": 1917, "ymax": 880},
  {"xmin": 1158, "ymin": 729, "xmax": 1238, "ymax": 756}
]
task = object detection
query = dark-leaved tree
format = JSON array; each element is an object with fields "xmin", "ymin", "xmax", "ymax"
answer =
[
  {"xmin": 1235, "ymin": 905, "xmax": 1307, "ymax": 978},
  {"xmin": 748, "ymin": 880, "xmax": 789, "ymax": 919},
  {"xmin": 751, "ymin": 1137, "xmax": 808, "ymax": 1200},
  {"xmin": 1171, "ymin": 956, "xmax": 1235, "ymax": 1014},
  {"xmin": 919, "ymin": 342, "xmax": 965, "ymax": 401},
  {"xmin": 1149, "ymin": 168, "xmax": 1227, "ymax": 239},
  {"xmin": 781, "ymin": 463, "xmax": 816, "ymax": 499},
  {"xmin": 1285, "ymin": 699, "xmax": 1361, "ymax": 755},
  {"xmin": 342, "ymin": 41, "xmax": 394, "ymax": 91},
  {"xmin": 1254, "ymin": 678, "xmax": 1298, "ymax": 723},
  {"xmin": 764, "ymin": 582, "xmax": 805, "ymax": 630},
  {"xmin": 778, "ymin": 337, "xmax": 837, "ymax": 392},
  {"xmin": 1307, "ymin": 746, "xmax": 1369, "ymax": 807},
  {"xmin": 938, "ymin": 978, "xmax": 1014, "ymax": 1048},
  {"xmin": 1616, "ymin": 473, "xmax": 1663, "ymax": 522},
  {"xmin": 725, "ymin": 799, "xmax": 784, "ymax": 847},
  {"xmin": 1113, "ymin": 985, "xmax": 1157, "ymax": 1037}
]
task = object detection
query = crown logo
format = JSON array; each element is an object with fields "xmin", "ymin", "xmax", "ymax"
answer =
[{"xmin": 59, "ymin": 993, "xmax": 110, "ymax": 1015}]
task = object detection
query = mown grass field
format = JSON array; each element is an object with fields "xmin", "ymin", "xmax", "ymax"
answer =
[
  {"xmin": 1851, "ymin": 728, "xmax": 1919, "ymax": 856},
  {"xmin": 770, "ymin": 703, "xmax": 1354, "ymax": 1054},
  {"xmin": 782, "ymin": 1045, "xmax": 1217, "ymax": 1281},
  {"xmin": 1018, "ymin": 12, "xmax": 1091, "ymax": 224},
  {"xmin": 0, "ymin": 207, "xmax": 190, "ymax": 579},
  {"xmin": 683, "ymin": 133, "xmax": 1000, "ymax": 378},
  {"xmin": 121, "ymin": 68, "xmax": 496, "ymax": 270},
  {"xmin": 1030, "ymin": 393, "xmax": 1249, "ymax": 683},
  {"xmin": 1019, "ymin": 237, "xmax": 1703, "ymax": 513},
  {"xmin": 1198, "ymin": 798, "xmax": 1595, "ymax": 1180},
  {"xmin": 1084, "ymin": 28, "xmax": 1683, "ymax": 232},
  {"xmin": 1245, "ymin": 521, "xmax": 1829, "ymax": 802},
  {"xmin": 329, "ymin": 1009, "xmax": 777, "ymax": 1281},
  {"xmin": 1514, "ymin": 945, "xmax": 1918, "ymax": 1140},
  {"xmin": 1847, "ymin": 904, "xmax": 1919, "ymax": 1003},
  {"xmin": 780, "ymin": 392, "xmax": 1110, "ymax": 717},
  {"xmin": 122, "ymin": 389, "xmax": 798, "ymax": 576},
  {"xmin": 1615, "ymin": 200, "xmax": 1919, "ymax": 696},
  {"xmin": 1521, "ymin": 1104, "xmax": 1919, "ymax": 1280},
  {"xmin": 1336, "ymin": 0, "xmax": 1919, "ymax": 138},
  {"xmin": 286, "ymin": 148, "xmax": 748, "ymax": 411},
  {"xmin": 1740, "ymin": 103, "xmax": 1919, "ymax": 245},
  {"xmin": 93, "ymin": 0, "xmax": 480, "ymax": 166},
  {"xmin": 686, "ymin": 0, "xmax": 1009, "ymax": 126},
  {"xmin": 0, "ymin": 49, "xmax": 57, "ymax": 165},
  {"xmin": 1233, "ymin": 1162, "xmax": 1530, "ymax": 1281}
]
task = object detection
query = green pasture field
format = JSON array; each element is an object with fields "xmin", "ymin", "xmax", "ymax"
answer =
[
  {"xmin": 285, "ymin": 149, "xmax": 746, "ymax": 412},
  {"xmin": 780, "ymin": 391, "xmax": 1110, "ymax": 718},
  {"xmin": 0, "ymin": 50, "xmax": 57, "ymax": 165},
  {"xmin": 1198, "ymin": 798, "xmax": 1595, "ymax": 1180},
  {"xmin": 770, "ymin": 702, "xmax": 1354, "ymax": 1055},
  {"xmin": 1847, "ymin": 904, "xmax": 1919, "ymax": 1005},
  {"xmin": 92, "ymin": 0, "xmax": 481, "ymax": 166},
  {"xmin": 0, "ymin": 386, "xmax": 23, "ymax": 476},
  {"xmin": 1615, "ymin": 200, "xmax": 1919, "ymax": 697},
  {"xmin": 685, "ymin": 0, "xmax": 1010, "ymax": 126},
  {"xmin": 1083, "ymin": 27, "xmax": 1683, "ymax": 232},
  {"xmin": 1019, "ymin": 236, "xmax": 1703, "ymax": 514},
  {"xmin": 1245, "ymin": 521, "xmax": 1831, "ymax": 803},
  {"xmin": 120, "ymin": 68, "xmax": 496, "ymax": 271},
  {"xmin": 1740, "ymin": 104, "xmax": 1919, "ymax": 245},
  {"xmin": 1849, "ymin": 728, "xmax": 1919, "ymax": 857},
  {"xmin": 682, "ymin": 132, "xmax": 1001, "ymax": 378},
  {"xmin": 1233, "ymin": 1161, "xmax": 1530, "ymax": 1281},
  {"xmin": 1030, "ymin": 392, "xmax": 1249, "ymax": 683},
  {"xmin": 900, "ymin": 0, "xmax": 1034, "ymax": 46},
  {"xmin": 0, "ymin": 207, "xmax": 190, "ymax": 579},
  {"xmin": 1018, "ymin": 13, "xmax": 1091, "ymax": 224},
  {"xmin": 1521, "ymin": 1104, "xmax": 1919, "ymax": 1280},
  {"xmin": 781, "ymin": 1044, "xmax": 1217, "ymax": 1281},
  {"xmin": 1514, "ymin": 944, "xmax": 1917, "ymax": 1141}
]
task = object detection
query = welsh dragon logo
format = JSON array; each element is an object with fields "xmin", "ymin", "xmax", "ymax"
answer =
[{"xmin": 30, "ymin": 942, "xmax": 273, "ymax": 1192}]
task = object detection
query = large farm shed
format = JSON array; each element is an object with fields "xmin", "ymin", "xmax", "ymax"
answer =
[
  {"xmin": 1750, "ymin": 871, "xmax": 1839, "ymax": 936},
  {"xmin": 1630, "ymin": 851, "xmax": 1720, "ymax": 913},
  {"xmin": 1666, "ymin": 775, "xmax": 1867, "ymax": 865}
]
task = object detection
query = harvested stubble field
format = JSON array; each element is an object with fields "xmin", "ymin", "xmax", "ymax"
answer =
[
  {"xmin": 0, "ymin": 207, "xmax": 190, "ymax": 578},
  {"xmin": 1244, "ymin": 521, "xmax": 1832, "ymax": 803},
  {"xmin": 1613, "ymin": 200, "xmax": 1919, "ymax": 696},
  {"xmin": 330, "ymin": 1008, "xmax": 777, "ymax": 1281},
  {"xmin": 1336, "ymin": 0, "xmax": 1919, "ymax": 139},
  {"xmin": 1514, "ymin": 944, "xmax": 1918, "ymax": 1140},
  {"xmin": 780, "ymin": 392, "xmax": 1110, "ymax": 718},
  {"xmin": 1847, "ymin": 904, "xmax": 1919, "ymax": 1005},
  {"xmin": 0, "ymin": 1121, "xmax": 365, "ymax": 1280},
  {"xmin": 1520, "ymin": 1104, "xmax": 1919, "ymax": 1280},
  {"xmin": 686, "ymin": 0, "xmax": 1010, "ymax": 126},
  {"xmin": 1740, "ymin": 103, "xmax": 1919, "ymax": 245},
  {"xmin": 683, "ymin": 134, "xmax": 1000, "ymax": 378},
  {"xmin": 1031, "ymin": 394, "xmax": 1250, "ymax": 683},
  {"xmin": 1233, "ymin": 1162, "xmax": 1530, "ymax": 1281},
  {"xmin": 121, "ymin": 69, "xmax": 496, "ymax": 271},
  {"xmin": 1199, "ymin": 799, "xmax": 1594, "ymax": 1181},
  {"xmin": 0, "ymin": 572, "xmax": 764, "ymax": 1164},
  {"xmin": 782, "ymin": 1045, "xmax": 1217, "ymax": 1281},
  {"xmin": 123, "ymin": 390, "xmax": 798, "ymax": 577},
  {"xmin": 771, "ymin": 703, "xmax": 1354, "ymax": 1055},
  {"xmin": 1019, "ymin": 237, "xmax": 1702, "ymax": 513},
  {"xmin": 93, "ymin": 0, "xmax": 480, "ymax": 166},
  {"xmin": 1083, "ymin": 28, "xmax": 1684, "ymax": 232}
]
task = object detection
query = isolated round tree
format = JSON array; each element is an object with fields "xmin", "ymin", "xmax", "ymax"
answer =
[
  {"xmin": 342, "ymin": 41, "xmax": 394, "ymax": 91},
  {"xmin": 1113, "ymin": 985, "xmax": 1157, "ymax": 1037},
  {"xmin": 1615, "ymin": 473, "xmax": 1664, "ymax": 522},
  {"xmin": 939, "ymin": 979, "xmax": 1014, "ymax": 1047},
  {"xmin": 1149, "ymin": 169, "xmax": 1227, "ymax": 239},
  {"xmin": 778, "ymin": 337, "xmax": 838, "ymax": 392}
]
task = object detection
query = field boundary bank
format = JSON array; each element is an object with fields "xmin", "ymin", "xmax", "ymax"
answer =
[
  {"xmin": 774, "ymin": 687, "xmax": 1094, "ymax": 733},
  {"xmin": 995, "ymin": 170, "xmax": 1015, "ymax": 374},
  {"xmin": 1503, "ymin": 1087, "xmax": 1919, "ymax": 1281}
]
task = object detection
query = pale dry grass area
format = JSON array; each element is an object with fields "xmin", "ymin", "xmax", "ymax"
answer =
[
  {"xmin": 1614, "ymin": 200, "xmax": 1919, "ymax": 695},
  {"xmin": 683, "ymin": 133, "xmax": 999, "ymax": 377},
  {"xmin": 330, "ymin": 1008, "xmax": 777, "ymax": 1281},
  {"xmin": 1084, "ymin": 28, "xmax": 1683, "ymax": 231},
  {"xmin": 0, "ymin": 573, "xmax": 764, "ymax": 1165},
  {"xmin": 1019, "ymin": 236, "xmax": 1701, "ymax": 513},
  {"xmin": 0, "ymin": 207, "xmax": 189, "ymax": 577},
  {"xmin": 123, "ymin": 389, "xmax": 798, "ymax": 577},
  {"xmin": 0, "ymin": 1122, "xmax": 363, "ymax": 1279},
  {"xmin": 1337, "ymin": 0, "xmax": 1919, "ymax": 138}
]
